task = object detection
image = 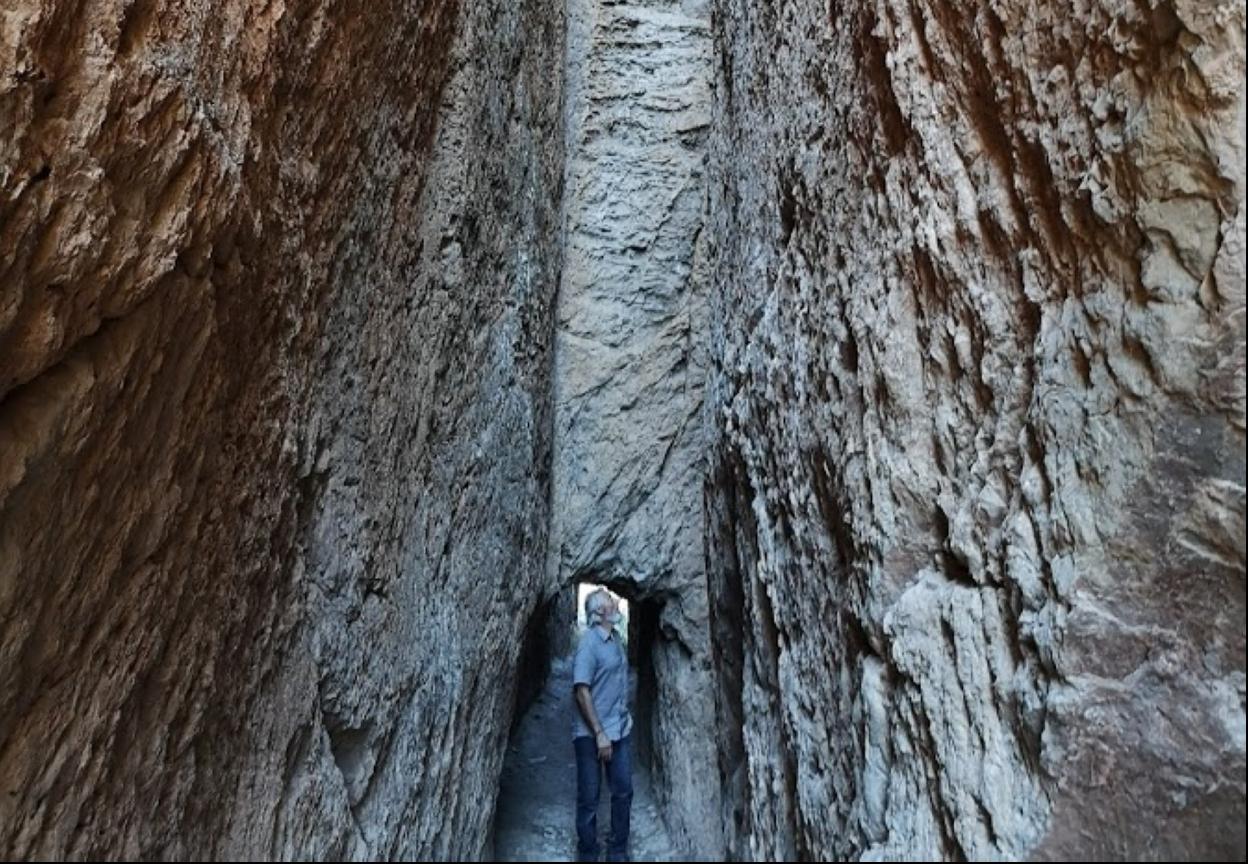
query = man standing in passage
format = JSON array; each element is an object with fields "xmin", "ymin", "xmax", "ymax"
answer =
[{"xmin": 572, "ymin": 588, "xmax": 633, "ymax": 862}]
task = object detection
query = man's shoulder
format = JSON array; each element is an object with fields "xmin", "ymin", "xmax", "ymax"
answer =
[
  {"xmin": 573, "ymin": 629, "xmax": 595, "ymax": 654},
  {"xmin": 572, "ymin": 630, "xmax": 598, "ymax": 685}
]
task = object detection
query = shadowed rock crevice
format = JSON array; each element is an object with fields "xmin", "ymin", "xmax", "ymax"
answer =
[
  {"xmin": 1, "ymin": 0, "xmax": 1243, "ymax": 860},
  {"xmin": 547, "ymin": 0, "xmax": 722, "ymax": 856}
]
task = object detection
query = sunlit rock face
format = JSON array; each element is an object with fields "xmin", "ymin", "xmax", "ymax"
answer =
[{"xmin": 702, "ymin": 0, "xmax": 1245, "ymax": 859}]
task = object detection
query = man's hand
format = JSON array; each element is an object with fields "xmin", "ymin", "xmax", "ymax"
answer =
[{"xmin": 595, "ymin": 730, "xmax": 613, "ymax": 762}]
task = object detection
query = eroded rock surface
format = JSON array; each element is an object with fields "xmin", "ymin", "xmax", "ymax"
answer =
[
  {"xmin": 2, "ymin": 0, "xmax": 1244, "ymax": 860},
  {"xmin": 703, "ymin": 0, "xmax": 1245, "ymax": 859},
  {"xmin": 1, "ymin": 0, "xmax": 563, "ymax": 858}
]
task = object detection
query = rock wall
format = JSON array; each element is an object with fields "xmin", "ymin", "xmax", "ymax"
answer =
[
  {"xmin": 546, "ymin": 0, "xmax": 721, "ymax": 855},
  {"xmin": 0, "ymin": 0, "xmax": 564, "ymax": 859},
  {"xmin": 703, "ymin": 0, "xmax": 1245, "ymax": 860},
  {"xmin": 4, "ymin": 0, "xmax": 1245, "ymax": 859}
]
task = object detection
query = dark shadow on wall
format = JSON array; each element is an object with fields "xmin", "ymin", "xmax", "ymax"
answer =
[
  {"xmin": 628, "ymin": 596, "xmax": 662, "ymax": 773},
  {"xmin": 510, "ymin": 590, "xmax": 572, "ymax": 733},
  {"xmin": 623, "ymin": 585, "xmax": 723, "ymax": 858},
  {"xmin": 704, "ymin": 451, "xmax": 755, "ymax": 860}
]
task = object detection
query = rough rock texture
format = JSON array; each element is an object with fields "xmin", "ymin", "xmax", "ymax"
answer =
[
  {"xmin": 0, "ymin": 0, "xmax": 563, "ymax": 859},
  {"xmin": 704, "ymin": 0, "xmax": 1245, "ymax": 860},
  {"xmin": 546, "ymin": 0, "xmax": 722, "ymax": 856},
  {"xmin": 4, "ymin": 0, "xmax": 1245, "ymax": 859}
]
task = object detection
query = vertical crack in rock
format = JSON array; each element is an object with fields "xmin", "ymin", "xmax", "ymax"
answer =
[
  {"xmin": 547, "ymin": 0, "xmax": 722, "ymax": 856},
  {"xmin": 1, "ymin": 0, "xmax": 1244, "ymax": 860}
]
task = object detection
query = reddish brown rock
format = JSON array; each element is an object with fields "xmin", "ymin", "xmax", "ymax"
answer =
[{"xmin": 1, "ymin": 0, "xmax": 564, "ymax": 858}]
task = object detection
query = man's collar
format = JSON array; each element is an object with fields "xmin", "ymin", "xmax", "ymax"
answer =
[{"xmin": 595, "ymin": 624, "xmax": 614, "ymax": 641}]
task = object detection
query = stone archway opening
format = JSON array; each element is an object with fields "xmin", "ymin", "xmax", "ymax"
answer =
[
  {"xmin": 571, "ymin": 581, "xmax": 659, "ymax": 777},
  {"xmin": 490, "ymin": 580, "xmax": 686, "ymax": 861}
]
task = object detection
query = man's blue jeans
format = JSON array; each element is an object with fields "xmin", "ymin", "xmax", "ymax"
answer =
[{"xmin": 573, "ymin": 733, "xmax": 633, "ymax": 862}]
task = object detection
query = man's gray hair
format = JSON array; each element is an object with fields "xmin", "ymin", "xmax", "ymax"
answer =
[{"xmin": 584, "ymin": 588, "xmax": 611, "ymax": 626}]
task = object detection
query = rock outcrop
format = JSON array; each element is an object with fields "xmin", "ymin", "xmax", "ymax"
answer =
[
  {"xmin": 0, "ymin": 0, "xmax": 563, "ymax": 858},
  {"xmin": 703, "ymin": 0, "xmax": 1245, "ymax": 860}
]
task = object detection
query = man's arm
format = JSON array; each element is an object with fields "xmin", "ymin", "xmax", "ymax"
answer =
[{"xmin": 574, "ymin": 683, "xmax": 613, "ymax": 762}]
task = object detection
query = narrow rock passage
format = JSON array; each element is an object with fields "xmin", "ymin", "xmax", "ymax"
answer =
[{"xmin": 493, "ymin": 657, "xmax": 680, "ymax": 862}]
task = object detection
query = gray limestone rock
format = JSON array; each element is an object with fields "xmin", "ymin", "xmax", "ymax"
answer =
[
  {"xmin": 2, "ymin": 0, "xmax": 1243, "ymax": 860},
  {"xmin": 548, "ymin": 0, "xmax": 722, "ymax": 855},
  {"xmin": 702, "ymin": 0, "xmax": 1245, "ymax": 859}
]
